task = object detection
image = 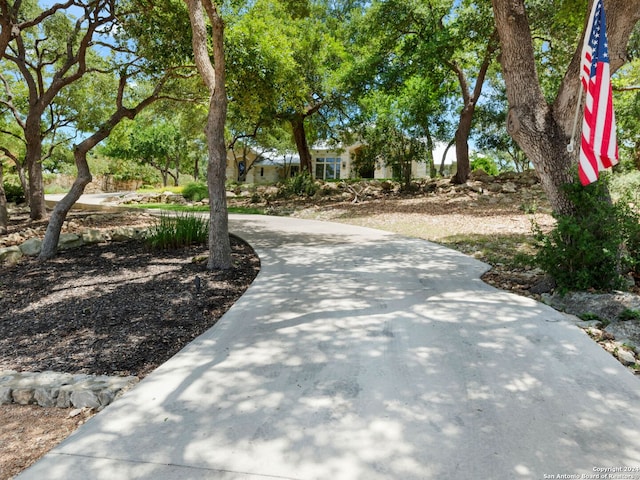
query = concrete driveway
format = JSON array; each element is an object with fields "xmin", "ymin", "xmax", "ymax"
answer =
[{"xmin": 18, "ymin": 213, "xmax": 640, "ymax": 479}]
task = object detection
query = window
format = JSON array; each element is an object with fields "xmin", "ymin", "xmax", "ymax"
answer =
[{"xmin": 315, "ymin": 157, "xmax": 341, "ymax": 180}]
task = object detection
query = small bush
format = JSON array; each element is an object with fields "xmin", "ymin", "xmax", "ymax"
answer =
[
  {"xmin": 182, "ymin": 182, "xmax": 209, "ymax": 202},
  {"xmin": 3, "ymin": 181, "xmax": 25, "ymax": 203},
  {"xmin": 279, "ymin": 173, "xmax": 318, "ymax": 197},
  {"xmin": 619, "ymin": 309, "xmax": 640, "ymax": 322},
  {"xmin": 534, "ymin": 177, "xmax": 640, "ymax": 292},
  {"xmin": 471, "ymin": 156, "xmax": 499, "ymax": 176},
  {"xmin": 146, "ymin": 213, "xmax": 209, "ymax": 251}
]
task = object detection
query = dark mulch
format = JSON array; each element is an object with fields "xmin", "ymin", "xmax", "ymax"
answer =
[{"xmin": 0, "ymin": 236, "xmax": 260, "ymax": 378}]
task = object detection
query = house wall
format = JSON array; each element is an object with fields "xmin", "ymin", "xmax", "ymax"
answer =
[
  {"xmin": 226, "ymin": 151, "xmax": 285, "ymax": 184},
  {"xmin": 310, "ymin": 147, "xmax": 355, "ymax": 180},
  {"xmin": 227, "ymin": 142, "xmax": 432, "ymax": 184},
  {"xmin": 245, "ymin": 165, "xmax": 282, "ymax": 184},
  {"xmin": 312, "ymin": 143, "xmax": 430, "ymax": 181}
]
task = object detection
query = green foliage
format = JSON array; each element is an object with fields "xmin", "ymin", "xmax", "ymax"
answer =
[
  {"xmin": 578, "ymin": 312, "xmax": 605, "ymax": 323},
  {"xmin": 2, "ymin": 178, "xmax": 25, "ymax": 203},
  {"xmin": 470, "ymin": 155, "xmax": 499, "ymax": 176},
  {"xmin": 619, "ymin": 309, "xmax": 640, "ymax": 322},
  {"xmin": 182, "ymin": 182, "xmax": 209, "ymax": 202},
  {"xmin": 534, "ymin": 178, "xmax": 640, "ymax": 292},
  {"xmin": 610, "ymin": 170, "xmax": 640, "ymax": 205},
  {"xmin": 356, "ymin": 109, "xmax": 428, "ymax": 189},
  {"xmin": 105, "ymin": 157, "xmax": 160, "ymax": 184},
  {"xmin": 145, "ymin": 213, "xmax": 209, "ymax": 251},
  {"xmin": 279, "ymin": 172, "xmax": 319, "ymax": 197}
]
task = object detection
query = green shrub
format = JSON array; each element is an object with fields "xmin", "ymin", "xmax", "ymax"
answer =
[
  {"xmin": 182, "ymin": 182, "xmax": 209, "ymax": 202},
  {"xmin": 470, "ymin": 156, "xmax": 499, "ymax": 176},
  {"xmin": 279, "ymin": 173, "xmax": 318, "ymax": 197},
  {"xmin": 619, "ymin": 309, "xmax": 640, "ymax": 322},
  {"xmin": 534, "ymin": 177, "xmax": 639, "ymax": 292},
  {"xmin": 2, "ymin": 180, "xmax": 25, "ymax": 203},
  {"xmin": 145, "ymin": 213, "xmax": 209, "ymax": 251}
]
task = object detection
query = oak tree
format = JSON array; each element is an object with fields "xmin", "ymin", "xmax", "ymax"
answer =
[{"xmin": 491, "ymin": 0, "xmax": 640, "ymax": 214}]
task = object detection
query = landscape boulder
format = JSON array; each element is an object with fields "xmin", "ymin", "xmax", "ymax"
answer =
[{"xmin": 19, "ymin": 238, "xmax": 42, "ymax": 256}]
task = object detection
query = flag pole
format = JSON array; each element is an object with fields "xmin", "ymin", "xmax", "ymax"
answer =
[{"xmin": 567, "ymin": 85, "xmax": 584, "ymax": 153}]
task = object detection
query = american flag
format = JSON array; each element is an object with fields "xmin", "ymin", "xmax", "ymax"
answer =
[{"xmin": 579, "ymin": 0, "xmax": 618, "ymax": 186}]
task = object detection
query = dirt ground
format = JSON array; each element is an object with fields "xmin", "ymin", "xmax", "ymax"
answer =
[{"xmin": 0, "ymin": 175, "xmax": 632, "ymax": 479}]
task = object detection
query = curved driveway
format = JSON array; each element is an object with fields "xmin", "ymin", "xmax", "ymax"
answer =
[{"xmin": 19, "ymin": 213, "xmax": 640, "ymax": 479}]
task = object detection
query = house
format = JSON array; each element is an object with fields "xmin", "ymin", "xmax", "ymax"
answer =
[
  {"xmin": 226, "ymin": 149, "xmax": 299, "ymax": 184},
  {"xmin": 226, "ymin": 141, "xmax": 436, "ymax": 184}
]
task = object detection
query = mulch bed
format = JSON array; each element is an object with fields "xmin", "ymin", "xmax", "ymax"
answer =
[{"xmin": 0, "ymin": 236, "xmax": 260, "ymax": 378}]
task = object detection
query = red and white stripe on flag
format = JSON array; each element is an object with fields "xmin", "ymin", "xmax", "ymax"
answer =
[{"xmin": 579, "ymin": 0, "xmax": 618, "ymax": 186}]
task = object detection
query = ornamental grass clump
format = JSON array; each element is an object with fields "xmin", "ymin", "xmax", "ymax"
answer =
[{"xmin": 146, "ymin": 213, "xmax": 209, "ymax": 251}]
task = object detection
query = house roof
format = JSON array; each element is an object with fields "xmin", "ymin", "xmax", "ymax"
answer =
[{"xmin": 254, "ymin": 150, "xmax": 300, "ymax": 166}]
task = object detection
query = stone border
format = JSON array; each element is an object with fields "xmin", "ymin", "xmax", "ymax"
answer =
[
  {"xmin": 0, "ymin": 370, "xmax": 139, "ymax": 410},
  {"xmin": 0, "ymin": 226, "xmax": 149, "ymax": 264}
]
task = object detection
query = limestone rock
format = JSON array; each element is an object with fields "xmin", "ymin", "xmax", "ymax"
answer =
[
  {"xmin": 0, "ymin": 387, "xmax": 12, "ymax": 404},
  {"xmin": 529, "ymin": 276, "xmax": 556, "ymax": 295},
  {"xmin": 19, "ymin": 237, "xmax": 42, "ymax": 256},
  {"xmin": 34, "ymin": 387, "xmax": 59, "ymax": 407},
  {"xmin": 12, "ymin": 388, "xmax": 35, "ymax": 405},
  {"xmin": 616, "ymin": 348, "xmax": 637, "ymax": 366},
  {"xmin": 58, "ymin": 233, "xmax": 84, "ymax": 250},
  {"xmin": 605, "ymin": 321, "xmax": 640, "ymax": 350},
  {"xmin": 501, "ymin": 182, "xmax": 518, "ymax": 193},
  {"xmin": 71, "ymin": 390, "xmax": 101, "ymax": 409},
  {"xmin": 82, "ymin": 229, "xmax": 108, "ymax": 244},
  {"xmin": 544, "ymin": 291, "xmax": 640, "ymax": 325},
  {"xmin": 0, "ymin": 246, "xmax": 22, "ymax": 263},
  {"xmin": 111, "ymin": 227, "xmax": 147, "ymax": 241},
  {"xmin": 56, "ymin": 389, "xmax": 72, "ymax": 408}
]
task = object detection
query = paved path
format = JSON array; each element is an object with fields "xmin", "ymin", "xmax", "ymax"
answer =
[{"xmin": 19, "ymin": 208, "xmax": 640, "ymax": 479}]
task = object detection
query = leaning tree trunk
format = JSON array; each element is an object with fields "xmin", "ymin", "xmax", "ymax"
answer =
[
  {"xmin": 439, "ymin": 138, "xmax": 455, "ymax": 176},
  {"xmin": 38, "ymin": 74, "xmax": 166, "ymax": 260},
  {"xmin": 450, "ymin": 31, "xmax": 497, "ymax": 185},
  {"xmin": 39, "ymin": 145, "xmax": 93, "ymax": 260}
]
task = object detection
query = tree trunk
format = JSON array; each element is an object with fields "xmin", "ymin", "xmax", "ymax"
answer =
[
  {"xmin": 38, "ymin": 75, "xmax": 166, "ymax": 260},
  {"xmin": 491, "ymin": 0, "xmax": 640, "ymax": 215},
  {"xmin": 291, "ymin": 115, "xmax": 313, "ymax": 174},
  {"xmin": 38, "ymin": 145, "xmax": 92, "ymax": 260},
  {"xmin": 0, "ymin": 162, "xmax": 7, "ymax": 234},
  {"xmin": 24, "ymin": 115, "xmax": 47, "ymax": 220},
  {"xmin": 440, "ymin": 138, "xmax": 455, "ymax": 176},
  {"xmin": 16, "ymin": 164, "xmax": 28, "ymax": 204},
  {"xmin": 205, "ymin": 9, "xmax": 231, "ymax": 270},
  {"xmin": 425, "ymin": 130, "xmax": 436, "ymax": 178},
  {"xmin": 449, "ymin": 31, "xmax": 497, "ymax": 185},
  {"xmin": 185, "ymin": 0, "xmax": 231, "ymax": 270},
  {"xmin": 451, "ymin": 109, "xmax": 473, "ymax": 184}
]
